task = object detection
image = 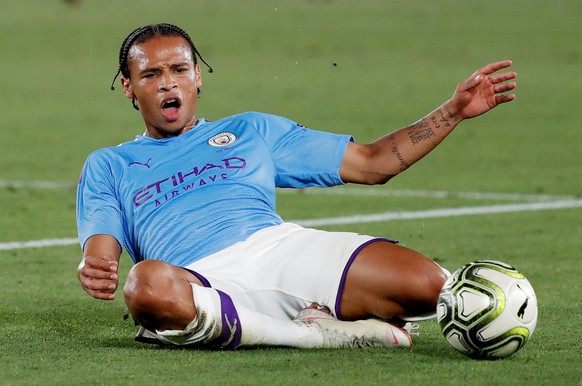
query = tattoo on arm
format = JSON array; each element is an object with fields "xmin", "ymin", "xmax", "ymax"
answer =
[
  {"xmin": 408, "ymin": 106, "xmax": 457, "ymax": 145},
  {"xmin": 408, "ymin": 118, "xmax": 435, "ymax": 144},
  {"xmin": 441, "ymin": 105, "xmax": 459, "ymax": 123},
  {"xmin": 389, "ymin": 134, "xmax": 411, "ymax": 172}
]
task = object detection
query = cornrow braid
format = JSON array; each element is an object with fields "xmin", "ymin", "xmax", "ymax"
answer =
[{"xmin": 110, "ymin": 23, "xmax": 213, "ymax": 91}]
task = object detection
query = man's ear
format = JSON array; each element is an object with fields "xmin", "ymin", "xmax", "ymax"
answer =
[
  {"xmin": 120, "ymin": 77, "xmax": 134, "ymax": 99},
  {"xmin": 195, "ymin": 64, "xmax": 202, "ymax": 89}
]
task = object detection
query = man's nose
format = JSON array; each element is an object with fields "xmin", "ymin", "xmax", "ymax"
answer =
[{"xmin": 159, "ymin": 72, "xmax": 177, "ymax": 91}]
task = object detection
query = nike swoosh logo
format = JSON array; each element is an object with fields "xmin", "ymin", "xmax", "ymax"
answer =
[{"xmin": 391, "ymin": 330, "xmax": 399, "ymax": 345}]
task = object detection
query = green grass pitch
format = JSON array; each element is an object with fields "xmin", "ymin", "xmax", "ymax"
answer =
[{"xmin": 1, "ymin": 1, "xmax": 581, "ymax": 385}]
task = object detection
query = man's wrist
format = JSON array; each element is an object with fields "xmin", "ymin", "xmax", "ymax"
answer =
[{"xmin": 441, "ymin": 100, "xmax": 464, "ymax": 125}]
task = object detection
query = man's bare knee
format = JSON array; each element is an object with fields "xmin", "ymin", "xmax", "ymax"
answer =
[
  {"xmin": 123, "ymin": 260, "xmax": 198, "ymax": 331},
  {"xmin": 406, "ymin": 261, "xmax": 447, "ymax": 313},
  {"xmin": 124, "ymin": 260, "xmax": 163, "ymax": 307}
]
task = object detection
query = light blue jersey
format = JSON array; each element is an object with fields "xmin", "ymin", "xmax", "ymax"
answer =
[{"xmin": 77, "ymin": 112, "xmax": 352, "ymax": 267}]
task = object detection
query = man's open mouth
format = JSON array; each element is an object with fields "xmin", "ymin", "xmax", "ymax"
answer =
[{"xmin": 161, "ymin": 98, "xmax": 182, "ymax": 121}]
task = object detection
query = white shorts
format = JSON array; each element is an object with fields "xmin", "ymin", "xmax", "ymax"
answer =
[{"xmin": 185, "ymin": 223, "xmax": 391, "ymax": 321}]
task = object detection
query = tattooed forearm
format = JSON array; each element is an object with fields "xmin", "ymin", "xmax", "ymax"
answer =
[
  {"xmin": 442, "ymin": 104, "xmax": 460, "ymax": 123},
  {"xmin": 371, "ymin": 102, "xmax": 462, "ymax": 183},
  {"xmin": 389, "ymin": 134, "xmax": 411, "ymax": 171},
  {"xmin": 409, "ymin": 106, "xmax": 458, "ymax": 145},
  {"xmin": 408, "ymin": 118, "xmax": 435, "ymax": 145},
  {"xmin": 437, "ymin": 105, "xmax": 458, "ymax": 127},
  {"xmin": 431, "ymin": 114, "xmax": 441, "ymax": 129}
]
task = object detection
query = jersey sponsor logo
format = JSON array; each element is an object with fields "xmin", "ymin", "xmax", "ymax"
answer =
[
  {"xmin": 132, "ymin": 156, "xmax": 247, "ymax": 207},
  {"xmin": 208, "ymin": 132, "xmax": 237, "ymax": 147}
]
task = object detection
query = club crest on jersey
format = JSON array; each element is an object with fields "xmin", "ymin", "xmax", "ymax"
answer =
[{"xmin": 208, "ymin": 132, "xmax": 237, "ymax": 147}]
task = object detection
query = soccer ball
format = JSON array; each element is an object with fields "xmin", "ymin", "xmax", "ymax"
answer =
[{"xmin": 436, "ymin": 260, "xmax": 538, "ymax": 359}]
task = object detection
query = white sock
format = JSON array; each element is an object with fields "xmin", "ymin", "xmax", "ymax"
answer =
[{"xmin": 158, "ymin": 284, "xmax": 324, "ymax": 349}]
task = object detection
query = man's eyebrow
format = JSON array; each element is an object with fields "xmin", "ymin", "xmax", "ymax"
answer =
[
  {"xmin": 139, "ymin": 66, "xmax": 160, "ymax": 74},
  {"xmin": 171, "ymin": 61, "xmax": 192, "ymax": 68},
  {"xmin": 139, "ymin": 62, "xmax": 191, "ymax": 74}
]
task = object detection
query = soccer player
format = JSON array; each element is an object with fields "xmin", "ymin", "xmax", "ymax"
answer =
[{"xmin": 76, "ymin": 23, "xmax": 517, "ymax": 349}]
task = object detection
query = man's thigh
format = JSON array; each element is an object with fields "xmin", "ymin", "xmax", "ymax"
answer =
[
  {"xmin": 185, "ymin": 223, "xmax": 383, "ymax": 320},
  {"xmin": 339, "ymin": 241, "xmax": 447, "ymax": 321}
]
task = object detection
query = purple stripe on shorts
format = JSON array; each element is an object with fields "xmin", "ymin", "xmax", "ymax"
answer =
[
  {"xmin": 180, "ymin": 267, "xmax": 212, "ymax": 288},
  {"xmin": 334, "ymin": 237, "xmax": 398, "ymax": 320}
]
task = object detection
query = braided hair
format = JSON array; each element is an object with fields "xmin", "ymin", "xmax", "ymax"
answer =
[{"xmin": 110, "ymin": 23, "xmax": 213, "ymax": 99}]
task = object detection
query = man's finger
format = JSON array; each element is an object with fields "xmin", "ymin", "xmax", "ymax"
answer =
[
  {"xmin": 81, "ymin": 275, "xmax": 117, "ymax": 290},
  {"xmin": 494, "ymin": 82, "xmax": 517, "ymax": 94},
  {"xmin": 495, "ymin": 94, "xmax": 516, "ymax": 105},
  {"xmin": 489, "ymin": 72, "xmax": 517, "ymax": 85},
  {"xmin": 87, "ymin": 289, "xmax": 116, "ymax": 301},
  {"xmin": 81, "ymin": 265, "xmax": 118, "ymax": 280},
  {"xmin": 479, "ymin": 60, "xmax": 513, "ymax": 76}
]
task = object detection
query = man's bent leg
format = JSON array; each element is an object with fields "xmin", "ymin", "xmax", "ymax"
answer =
[
  {"xmin": 161, "ymin": 284, "xmax": 328, "ymax": 348},
  {"xmin": 339, "ymin": 240, "xmax": 448, "ymax": 321},
  {"xmin": 124, "ymin": 260, "xmax": 412, "ymax": 349},
  {"xmin": 123, "ymin": 261, "xmax": 327, "ymax": 348}
]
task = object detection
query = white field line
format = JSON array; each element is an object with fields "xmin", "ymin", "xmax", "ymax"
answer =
[
  {"xmin": 0, "ymin": 238, "xmax": 78, "ymax": 251},
  {"xmin": 2, "ymin": 179, "xmax": 578, "ymax": 202},
  {"xmin": 290, "ymin": 199, "xmax": 582, "ymax": 227},
  {"xmin": 0, "ymin": 180, "xmax": 76, "ymax": 189},
  {"xmin": 2, "ymin": 199, "xmax": 582, "ymax": 251},
  {"xmin": 277, "ymin": 186, "xmax": 579, "ymax": 202}
]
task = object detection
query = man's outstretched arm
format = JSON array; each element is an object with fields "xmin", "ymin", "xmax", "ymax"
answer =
[{"xmin": 340, "ymin": 60, "xmax": 517, "ymax": 185}]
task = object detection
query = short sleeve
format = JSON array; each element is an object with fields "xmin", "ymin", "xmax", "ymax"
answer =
[
  {"xmin": 76, "ymin": 151, "xmax": 126, "ymax": 251},
  {"xmin": 243, "ymin": 112, "xmax": 352, "ymax": 188}
]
